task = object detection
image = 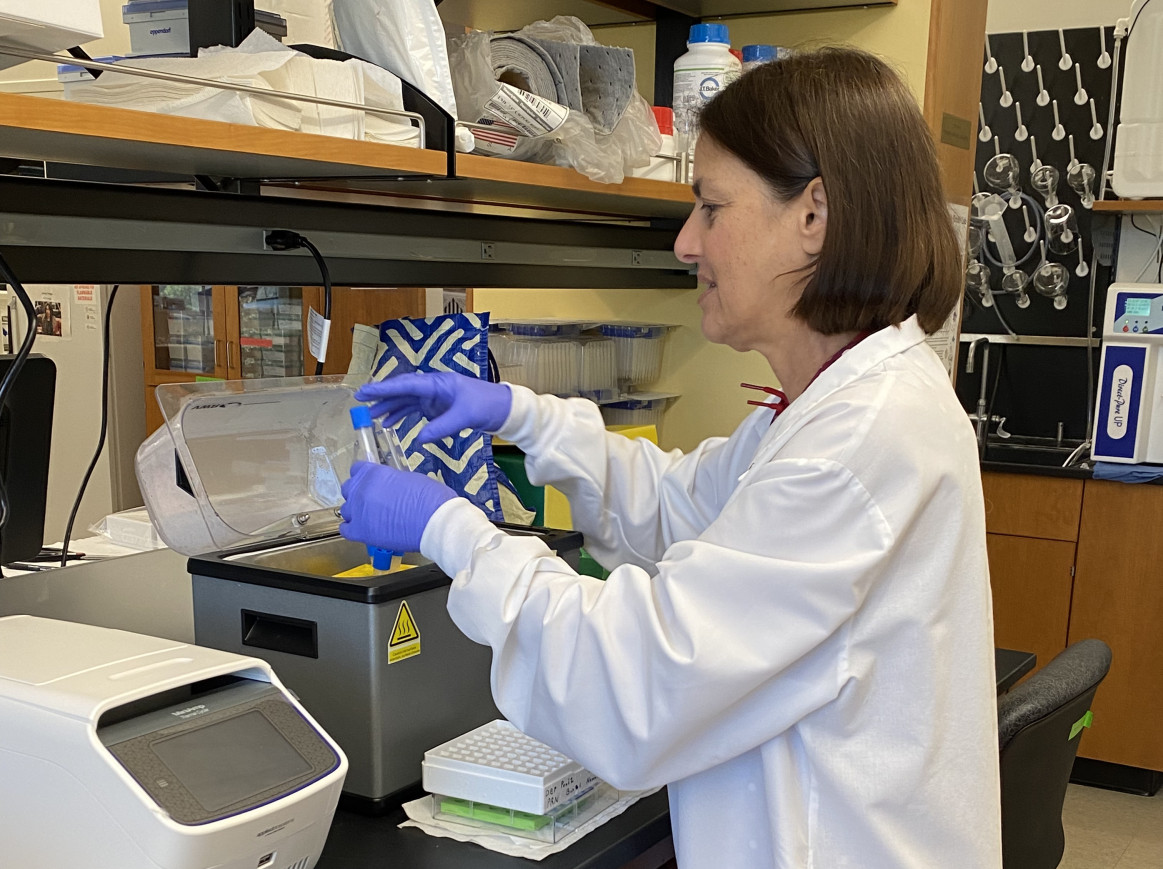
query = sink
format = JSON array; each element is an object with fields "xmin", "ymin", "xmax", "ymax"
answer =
[{"xmin": 981, "ymin": 442, "xmax": 1079, "ymax": 468}]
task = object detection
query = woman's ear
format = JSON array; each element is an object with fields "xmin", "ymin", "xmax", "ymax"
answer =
[{"xmin": 800, "ymin": 177, "xmax": 828, "ymax": 256}]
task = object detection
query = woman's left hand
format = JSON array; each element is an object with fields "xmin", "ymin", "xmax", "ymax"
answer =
[{"xmin": 339, "ymin": 462, "xmax": 456, "ymax": 554}]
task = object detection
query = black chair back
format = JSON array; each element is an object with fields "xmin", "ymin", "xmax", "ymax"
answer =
[{"xmin": 998, "ymin": 638, "xmax": 1112, "ymax": 869}]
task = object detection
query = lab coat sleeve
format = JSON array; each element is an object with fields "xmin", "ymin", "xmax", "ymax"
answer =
[
  {"xmin": 495, "ymin": 384, "xmax": 762, "ymax": 566},
  {"xmin": 423, "ymin": 456, "xmax": 894, "ymax": 791}
]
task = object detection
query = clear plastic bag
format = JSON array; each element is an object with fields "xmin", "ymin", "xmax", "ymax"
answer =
[{"xmin": 446, "ymin": 17, "xmax": 660, "ymax": 183}]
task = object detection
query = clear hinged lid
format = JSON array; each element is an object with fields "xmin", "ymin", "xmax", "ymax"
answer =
[{"xmin": 135, "ymin": 375, "xmax": 397, "ymax": 556}]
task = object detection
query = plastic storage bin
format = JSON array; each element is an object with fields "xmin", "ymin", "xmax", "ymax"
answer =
[
  {"xmin": 599, "ymin": 392, "xmax": 676, "ymax": 435},
  {"xmin": 122, "ymin": 1, "xmax": 287, "ymax": 56},
  {"xmin": 598, "ymin": 324, "xmax": 670, "ymax": 387}
]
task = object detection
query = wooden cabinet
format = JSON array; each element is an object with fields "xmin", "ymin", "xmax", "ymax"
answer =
[
  {"xmin": 982, "ymin": 472, "xmax": 1084, "ymax": 683},
  {"xmin": 983, "ymin": 471, "xmax": 1163, "ymax": 773},
  {"xmin": 140, "ymin": 285, "xmax": 425, "ymax": 432},
  {"xmin": 1070, "ymin": 480, "xmax": 1163, "ymax": 772}
]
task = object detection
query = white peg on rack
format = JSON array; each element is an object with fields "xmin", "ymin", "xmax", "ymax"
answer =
[
  {"xmin": 1073, "ymin": 63, "xmax": 1089, "ymax": 106},
  {"xmin": 1097, "ymin": 27, "xmax": 1112, "ymax": 69},
  {"xmin": 985, "ymin": 35, "xmax": 999, "ymax": 74},
  {"xmin": 1030, "ymin": 134, "xmax": 1042, "ymax": 175},
  {"xmin": 1052, "ymin": 100, "xmax": 1067, "ymax": 140},
  {"xmin": 1068, "ymin": 135, "xmax": 1079, "ymax": 172},
  {"xmin": 1058, "ymin": 29, "xmax": 1073, "ymax": 71},
  {"xmin": 1022, "ymin": 205, "xmax": 1037, "ymax": 244},
  {"xmin": 998, "ymin": 67, "xmax": 1013, "ymax": 107},
  {"xmin": 1089, "ymin": 98, "xmax": 1104, "ymax": 140},
  {"xmin": 1021, "ymin": 32, "xmax": 1035, "ymax": 72},
  {"xmin": 978, "ymin": 102, "xmax": 992, "ymax": 143},
  {"xmin": 1076, "ymin": 239, "xmax": 1090, "ymax": 277},
  {"xmin": 1036, "ymin": 64, "xmax": 1051, "ymax": 106},
  {"xmin": 1014, "ymin": 102, "xmax": 1029, "ymax": 142},
  {"xmin": 973, "ymin": 172, "xmax": 980, "ymax": 195},
  {"xmin": 994, "ymin": 136, "xmax": 1001, "ymax": 157}
]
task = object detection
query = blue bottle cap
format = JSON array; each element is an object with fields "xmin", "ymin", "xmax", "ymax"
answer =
[
  {"xmin": 688, "ymin": 23, "xmax": 730, "ymax": 45},
  {"xmin": 742, "ymin": 44, "xmax": 777, "ymax": 63},
  {"xmin": 350, "ymin": 405, "xmax": 373, "ymax": 429}
]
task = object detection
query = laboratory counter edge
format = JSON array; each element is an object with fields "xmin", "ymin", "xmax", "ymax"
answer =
[{"xmin": 316, "ymin": 649, "xmax": 1035, "ymax": 869}]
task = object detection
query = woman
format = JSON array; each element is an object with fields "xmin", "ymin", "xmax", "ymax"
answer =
[{"xmin": 340, "ymin": 46, "xmax": 1001, "ymax": 868}]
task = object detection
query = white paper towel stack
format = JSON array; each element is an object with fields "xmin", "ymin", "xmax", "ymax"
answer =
[{"xmin": 63, "ymin": 30, "xmax": 419, "ymax": 147}]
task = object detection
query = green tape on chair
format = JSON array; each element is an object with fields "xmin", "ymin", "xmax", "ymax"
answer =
[{"xmin": 1069, "ymin": 709, "xmax": 1094, "ymax": 740}]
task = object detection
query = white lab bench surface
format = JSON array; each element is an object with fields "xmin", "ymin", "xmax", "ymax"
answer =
[{"xmin": 0, "ymin": 543, "xmax": 193, "ymax": 641}]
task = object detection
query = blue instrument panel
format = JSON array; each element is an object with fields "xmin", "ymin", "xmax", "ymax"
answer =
[{"xmin": 1113, "ymin": 292, "xmax": 1163, "ymax": 335}]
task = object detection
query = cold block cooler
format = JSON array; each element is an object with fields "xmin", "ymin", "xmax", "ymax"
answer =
[{"xmin": 136, "ymin": 376, "xmax": 583, "ymax": 813}]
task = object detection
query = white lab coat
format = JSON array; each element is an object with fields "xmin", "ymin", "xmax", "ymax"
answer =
[{"xmin": 421, "ymin": 316, "xmax": 1002, "ymax": 868}]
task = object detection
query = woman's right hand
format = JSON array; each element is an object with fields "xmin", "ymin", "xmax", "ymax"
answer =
[{"xmin": 355, "ymin": 371, "xmax": 512, "ymax": 444}]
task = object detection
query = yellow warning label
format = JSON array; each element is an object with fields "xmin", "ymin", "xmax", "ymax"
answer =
[{"xmin": 388, "ymin": 600, "xmax": 421, "ymax": 664}]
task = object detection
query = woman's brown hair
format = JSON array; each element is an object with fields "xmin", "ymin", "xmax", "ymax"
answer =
[{"xmin": 698, "ymin": 46, "xmax": 962, "ymax": 335}]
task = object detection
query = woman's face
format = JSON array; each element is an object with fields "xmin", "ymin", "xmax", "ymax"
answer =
[{"xmin": 674, "ymin": 136, "xmax": 824, "ymax": 355}]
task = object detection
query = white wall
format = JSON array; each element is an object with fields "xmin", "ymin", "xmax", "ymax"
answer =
[{"xmin": 987, "ymin": 0, "xmax": 1131, "ymax": 33}]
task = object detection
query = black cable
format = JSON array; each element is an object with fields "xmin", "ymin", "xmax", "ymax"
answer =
[
  {"xmin": 58, "ymin": 285, "xmax": 119, "ymax": 568},
  {"xmin": 0, "ymin": 251, "xmax": 38, "ymax": 546},
  {"xmin": 264, "ymin": 230, "xmax": 331, "ymax": 376}
]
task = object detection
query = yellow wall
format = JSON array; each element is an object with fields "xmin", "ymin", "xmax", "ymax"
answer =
[
  {"xmin": 471, "ymin": 287, "xmax": 775, "ymax": 453},
  {"xmin": 594, "ymin": 0, "xmax": 933, "ymax": 106}
]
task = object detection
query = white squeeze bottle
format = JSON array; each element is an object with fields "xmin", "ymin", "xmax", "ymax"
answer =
[{"xmin": 672, "ymin": 23, "xmax": 741, "ymax": 182}]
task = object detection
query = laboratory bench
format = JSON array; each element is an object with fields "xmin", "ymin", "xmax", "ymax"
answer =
[{"xmin": 319, "ymin": 789, "xmax": 674, "ymax": 869}]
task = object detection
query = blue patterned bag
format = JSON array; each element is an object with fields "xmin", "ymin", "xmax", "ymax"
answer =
[{"xmin": 372, "ymin": 312, "xmax": 503, "ymax": 521}]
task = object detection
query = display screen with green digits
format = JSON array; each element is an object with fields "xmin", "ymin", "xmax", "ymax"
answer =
[{"xmin": 1124, "ymin": 297, "xmax": 1153, "ymax": 317}]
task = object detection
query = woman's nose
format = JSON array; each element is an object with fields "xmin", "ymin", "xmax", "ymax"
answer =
[{"xmin": 673, "ymin": 209, "xmax": 700, "ymax": 264}]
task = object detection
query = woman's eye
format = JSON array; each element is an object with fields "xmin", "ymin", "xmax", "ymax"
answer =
[{"xmin": 701, "ymin": 202, "xmax": 719, "ymax": 217}]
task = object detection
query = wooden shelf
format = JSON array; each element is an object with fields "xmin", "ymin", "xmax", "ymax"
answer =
[
  {"xmin": 0, "ymin": 92, "xmax": 446, "ymax": 181},
  {"xmin": 0, "ymin": 91, "xmax": 693, "ymax": 222},
  {"xmin": 1093, "ymin": 199, "xmax": 1163, "ymax": 213},
  {"xmin": 438, "ymin": 0, "xmax": 896, "ymax": 30}
]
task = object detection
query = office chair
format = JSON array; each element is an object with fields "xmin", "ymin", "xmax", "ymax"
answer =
[{"xmin": 997, "ymin": 638, "xmax": 1112, "ymax": 869}]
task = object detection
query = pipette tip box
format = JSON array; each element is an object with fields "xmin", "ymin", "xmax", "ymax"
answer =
[
  {"xmin": 429, "ymin": 783, "xmax": 619, "ymax": 843},
  {"xmin": 422, "ymin": 719, "xmax": 605, "ymax": 816}
]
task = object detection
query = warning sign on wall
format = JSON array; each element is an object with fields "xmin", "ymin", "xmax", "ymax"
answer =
[{"xmin": 388, "ymin": 600, "xmax": 421, "ymax": 664}]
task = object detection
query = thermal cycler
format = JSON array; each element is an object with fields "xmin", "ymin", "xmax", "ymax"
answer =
[{"xmin": 0, "ymin": 615, "xmax": 347, "ymax": 869}]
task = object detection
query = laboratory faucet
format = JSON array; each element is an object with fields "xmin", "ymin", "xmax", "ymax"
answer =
[{"xmin": 966, "ymin": 337, "xmax": 991, "ymax": 450}]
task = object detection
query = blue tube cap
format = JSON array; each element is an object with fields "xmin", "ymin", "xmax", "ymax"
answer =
[
  {"xmin": 368, "ymin": 546, "xmax": 397, "ymax": 570},
  {"xmin": 350, "ymin": 405, "xmax": 373, "ymax": 429},
  {"xmin": 742, "ymin": 44, "xmax": 777, "ymax": 63}
]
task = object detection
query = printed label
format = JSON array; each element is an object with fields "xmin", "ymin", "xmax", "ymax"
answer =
[
  {"xmin": 388, "ymin": 600, "xmax": 421, "ymax": 664},
  {"xmin": 484, "ymin": 82, "xmax": 568, "ymax": 139},
  {"xmin": 1106, "ymin": 364, "xmax": 1134, "ymax": 439},
  {"xmin": 471, "ymin": 118, "xmax": 521, "ymax": 155}
]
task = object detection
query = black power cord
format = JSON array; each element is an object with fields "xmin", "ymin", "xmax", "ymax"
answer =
[
  {"xmin": 265, "ymin": 230, "xmax": 332, "ymax": 376},
  {"xmin": 0, "ymin": 250, "xmax": 39, "ymax": 573},
  {"xmin": 59, "ymin": 285, "xmax": 120, "ymax": 568}
]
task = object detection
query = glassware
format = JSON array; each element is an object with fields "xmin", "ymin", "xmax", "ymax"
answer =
[
  {"xmin": 965, "ymin": 260, "xmax": 993, "ymax": 306},
  {"xmin": 1033, "ymin": 261, "xmax": 1070, "ymax": 310},
  {"xmin": 1001, "ymin": 268, "xmax": 1031, "ymax": 308},
  {"xmin": 1067, "ymin": 163, "xmax": 1097, "ymax": 209},
  {"xmin": 1045, "ymin": 204, "xmax": 1079, "ymax": 255},
  {"xmin": 1032, "ymin": 164, "xmax": 1060, "ymax": 208},
  {"xmin": 984, "ymin": 152, "xmax": 1022, "ymax": 208}
]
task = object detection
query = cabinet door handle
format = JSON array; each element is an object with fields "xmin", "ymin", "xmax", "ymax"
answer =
[
  {"xmin": 214, "ymin": 339, "xmax": 223, "ymax": 369},
  {"xmin": 226, "ymin": 341, "xmax": 235, "ymax": 370}
]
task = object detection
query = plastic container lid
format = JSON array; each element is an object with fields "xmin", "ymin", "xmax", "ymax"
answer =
[
  {"xmin": 742, "ymin": 44, "xmax": 778, "ymax": 64},
  {"xmin": 138, "ymin": 375, "xmax": 372, "ymax": 553},
  {"xmin": 687, "ymin": 23, "xmax": 730, "ymax": 45},
  {"xmin": 651, "ymin": 106, "xmax": 673, "ymax": 136},
  {"xmin": 598, "ymin": 324, "xmax": 667, "ymax": 339}
]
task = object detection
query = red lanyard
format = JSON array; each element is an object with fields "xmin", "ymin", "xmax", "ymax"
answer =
[{"xmin": 741, "ymin": 331, "xmax": 870, "ymax": 418}]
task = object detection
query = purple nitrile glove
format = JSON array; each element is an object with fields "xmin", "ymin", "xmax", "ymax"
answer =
[
  {"xmin": 354, "ymin": 371, "xmax": 512, "ymax": 444},
  {"xmin": 339, "ymin": 461, "xmax": 456, "ymax": 554}
]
